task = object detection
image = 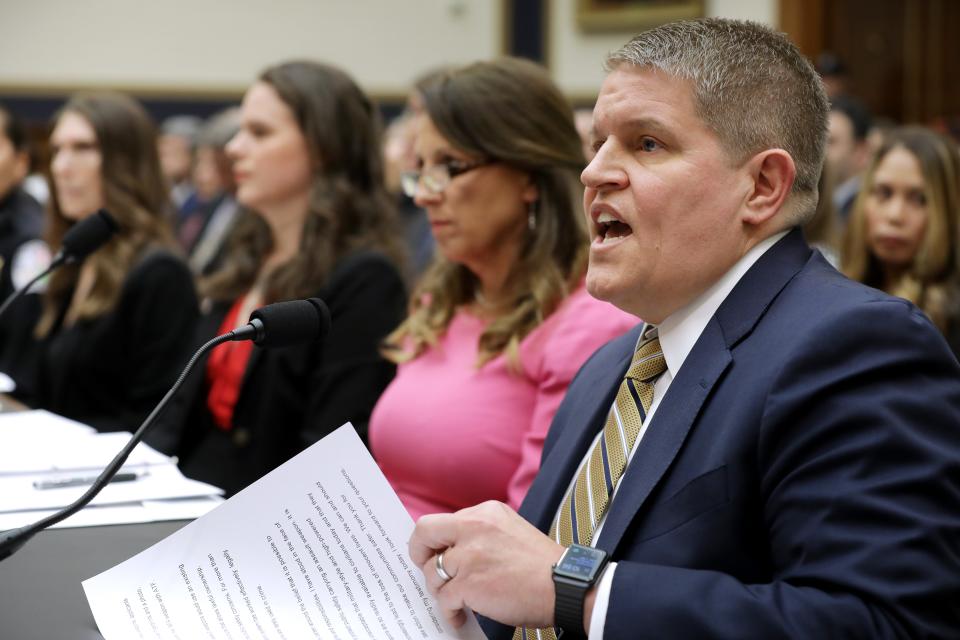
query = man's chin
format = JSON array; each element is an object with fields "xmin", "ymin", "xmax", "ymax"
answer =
[
  {"xmin": 586, "ymin": 272, "xmax": 648, "ymax": 320},
  {"xmin": 585, "ymin": 271, "xmax": 622, "ymax": 305}
]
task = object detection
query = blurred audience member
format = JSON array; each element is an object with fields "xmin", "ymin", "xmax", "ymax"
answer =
[
  {"xmin": 369, "ymin": 58, "xmax": 636, "ymax": 519},
  {"xmin": 574, "ymin": 107, "xmax": 596, "ymax": 162},
  {"xmin": 0, "ymin": 103, "xmax": 48, "ymax": 396},
  {"xmin": 816, "ymin": 51, "xmax": 848, "ymax": 99},
  {"xmin": 180, "ymin": 108, "xmax": 242, "ymax": 276},
  {"xmin": 160, "ymin": 61, "xmax": 406, "ymax": 496},
  {"xmin": 827, "ymin": 95, "xmax": 873, "ymax": 221},
  {"xmin": 384, "ymin": 111, "xmax": 433, "ymax": 284},
  {"xmin": 382, "ymin": 69, "xmax": 453, "ymax": 288},
  {"xmin": 21, "ymin": 175, "xmax": 49, "ymax": 208},
  {"xmin": 804, "ymin": 168, "xmax": 840, "ymax": 266},
  {"xmin": 34, "ymin": 93, "xmax": 198, "ymax": 432},
  {"xmin": 0, "ymin": 103, "xmax": 46, "ymax": 303},
  {"xmin": 158, "ymin": 114, "xmax": 202, "ymax": 211},
  {"xmin": 867, "ymin": 115, "xmax": 897, "ymax": 156},
  {"xmin": 843, "ymin": 126, "xmax": 960, "ymax": 357}
]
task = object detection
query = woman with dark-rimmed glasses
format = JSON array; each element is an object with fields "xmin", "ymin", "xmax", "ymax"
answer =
[{"xmin": 369, "ymin": 57, "xmax": 635, "ymax": 519}]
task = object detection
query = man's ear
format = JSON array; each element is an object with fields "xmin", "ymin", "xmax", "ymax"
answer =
[{"xmin": 741, "ymin": 148, "xmax": 795, "ymax": 226}]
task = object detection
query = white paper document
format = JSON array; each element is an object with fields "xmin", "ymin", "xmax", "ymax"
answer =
[
  {"xmin": 0, "ymin": 462, "xmax": 223, "ymax": 514},
  {"xmin": 0, "ymin": 496, "xmax": 223, "ymax": 531},
  {"xmin": 83, "ymin": 424, "xmax": 485, "ymax": 640},
  {"xmin": 0, "ymin": 429, "xmax": 172, "ymax": 476},
  {"xmin": 0, "ymin": 408, "xmax": 94, "ymax": 440}
]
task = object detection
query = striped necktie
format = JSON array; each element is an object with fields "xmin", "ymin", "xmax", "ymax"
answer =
[{"xmin": 514, "ymin": 336, "xmax": 666, "ymax": 640}]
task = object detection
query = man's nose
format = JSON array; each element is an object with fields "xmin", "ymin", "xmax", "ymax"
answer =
[{"xmin": 581, "ymin": 141, "xmax": 627, "ymax": 192}]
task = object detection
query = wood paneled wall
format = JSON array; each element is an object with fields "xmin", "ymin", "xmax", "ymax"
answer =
[{"xmin": 780, "ymin": 0, "xmax": 960, "ymax": 125}]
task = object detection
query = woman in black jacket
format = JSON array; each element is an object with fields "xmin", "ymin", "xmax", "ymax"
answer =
[
  {"xmin": 158, "ymin": 61, "xmax": 406, "ymax": 496},
  {"xmin": 34, "ymin": 92, "xmax": 198, "ymax": 432}
]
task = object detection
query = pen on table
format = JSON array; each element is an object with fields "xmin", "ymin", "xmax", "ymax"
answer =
[{"xmin": 32, "ymin": 470, "xmax": 148, "ymax": 491}]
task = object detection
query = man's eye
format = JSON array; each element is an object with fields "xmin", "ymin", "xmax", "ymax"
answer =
[{"xmin": 639, "ymin": 137, "xmax": 660, "ymax": 152}]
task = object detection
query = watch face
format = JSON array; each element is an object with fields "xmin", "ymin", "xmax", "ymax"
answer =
[{"xmin": 555, "ymin": 545, "xmax": 606, "ymax": 581}]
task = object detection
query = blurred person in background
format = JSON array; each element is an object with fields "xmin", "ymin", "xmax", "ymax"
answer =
[
  {"xmin": 574, "ymin": 107, "xmax": 596, "ymax": 162},
  {"xmin": 369, "ymin": 58, "xmax": 635, "ymax": 519},
  {"xmin": 383, "ymin": 111, "xmax": 433, "ymax": 285},
  {"xmin": 158, "ymin": 61, "xmax": 406, "ymax": 496},
  {"xmin": 0, "ymin": 103, "xmax": 45, "ymax": 303},
  {"xmin": 0, "ymin": 103, "xmax": 48, "ymax": 397},
  {"xmin": 804, "ymin": 168, "xmax": 840, "ymax": 266},
  {"xmin": 158, "ymin": 114, "xmax": 202, "ymax": 213},
  {"xmin": 179, "ymin": 107, "xmax": 242, "ymax": 276},
  {"xmin": 382, "ymin": 69, "xmax": 452, "ymax": 287},
  {"xmin": 827, "ymin": 95, "xmax": 873, "ymax": 221},
  {"xmin": 33, "ymin": 92, "xmax": 198, "ymax": 432},
  {"xmin": 843, "ymin": 126, "xmax": 960, "ymax": 357},
  {"xmin": 815, "ymin": 51, "xmax": 848, "ymax": 100}
]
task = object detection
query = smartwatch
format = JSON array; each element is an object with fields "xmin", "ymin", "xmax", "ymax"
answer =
[{"xmin": 552, "ymin": 544, "xmax": 609, "ymax": 638}]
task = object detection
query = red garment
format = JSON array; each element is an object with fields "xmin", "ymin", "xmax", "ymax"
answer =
[{"xmin": 206, "ymin": 297, "xmax": 255, "ymax": 431}]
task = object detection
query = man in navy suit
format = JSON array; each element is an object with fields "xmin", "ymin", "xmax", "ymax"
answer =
[{"xmin": 409, "ymin": 18, "xmax": 960, "ymax": 639}]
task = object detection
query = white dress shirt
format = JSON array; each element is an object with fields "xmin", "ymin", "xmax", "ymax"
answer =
[{"xmin": 582, "ymin": 231, "xmax": 789, "ymax": 638}]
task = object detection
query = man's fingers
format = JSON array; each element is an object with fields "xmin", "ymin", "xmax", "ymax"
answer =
[
  {"xmin": 448, "ymin": 608, "xmax": 467, "ymax": 629},
  {"xmin": 419, "ymin": 550, "xmax": 461, "ymax": 595},
  {"xmin": 434, "ymin": 577, "xmax": 468, "ymax": 628},
  {"xmin": 419, "ymin": 556, "xmax": 444, "ymax": 594},
  {"xmin": 409, "ymin": 513, "xmax": 459, "ymax": 565}
]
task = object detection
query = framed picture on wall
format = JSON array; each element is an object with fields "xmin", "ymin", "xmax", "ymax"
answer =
[{"xmin": 577, "ymin": 0, "xmax": 705, "ymax": 32}]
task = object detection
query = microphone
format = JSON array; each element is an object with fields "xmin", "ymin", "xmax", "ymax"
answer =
[
  {"xmin": 56, "ymin": 208, "xmax": 120, "ymax": 266},
  {"xmin": 0, "ymin": 297, "xmax": 331, "ymax": 562},
  {"xmin": 0, "ymin": 209, "xmax": 118, "ymax": 321},
  {"xmin": 232, "ymin": 297, "xmax": 332, "ymax": 348}
]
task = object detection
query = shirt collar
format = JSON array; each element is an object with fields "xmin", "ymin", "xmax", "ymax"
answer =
[{"xmin": 644, "ymin": 230, "xmax": 790, "ymax": 378}]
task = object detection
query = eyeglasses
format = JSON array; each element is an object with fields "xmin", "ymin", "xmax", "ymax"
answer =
[{"xmin": 400, "ymin": 160, "xmax": 492, "ymax": 197}]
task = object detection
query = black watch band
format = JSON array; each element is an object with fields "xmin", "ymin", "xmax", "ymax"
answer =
[
  {"xmin": 554, "ymin": 574, "xmax": 588, "ymax": 638},
  {"xmin": 552, "ymin": 545, "xmax": 609, "ymax": 639}
]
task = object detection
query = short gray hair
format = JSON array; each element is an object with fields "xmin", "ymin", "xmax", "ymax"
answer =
[{"xmin": 607, "ymin": 18, "xmax": 828, "ymax": 222}]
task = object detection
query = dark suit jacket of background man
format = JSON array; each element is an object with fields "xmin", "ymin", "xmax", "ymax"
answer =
[{"xmin": 483, "ymin": 229, "xmax": 960, "ymax": 639}]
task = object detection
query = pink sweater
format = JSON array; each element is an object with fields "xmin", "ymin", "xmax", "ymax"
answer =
[{"xmin": 369, "ymin": 285, "xmax": 638, "ymax": 521}]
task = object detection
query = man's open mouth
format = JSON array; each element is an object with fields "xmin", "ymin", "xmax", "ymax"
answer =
[{"xmin": 596, "ymin": 212, "xmax": 632, "ymax": 243}]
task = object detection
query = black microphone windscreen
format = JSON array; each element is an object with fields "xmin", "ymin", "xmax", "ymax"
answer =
[
  {"xmin": 61, "ymin": 209, "xmax": 119, "ymax": 262},
  {"xmin": 249, "ymin": 298, "xmax": 331, "ymax": 348}
]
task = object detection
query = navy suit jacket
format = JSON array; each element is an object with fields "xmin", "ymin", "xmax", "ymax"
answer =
[{"xmin": 484, "ymin": 230, "xmax": 960, "ymax": 639}]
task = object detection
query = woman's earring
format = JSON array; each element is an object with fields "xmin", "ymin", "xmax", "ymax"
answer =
[{"xmin": 527, "ymin": 201, "xmax": 537, "ymax": 232}]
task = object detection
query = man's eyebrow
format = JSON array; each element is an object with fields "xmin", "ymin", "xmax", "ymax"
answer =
[
  {"xmin": 618, "ymin": 116, "xmax": 672, "ymax": 135},
  {"xmin": 591, "ymin": 116, "xmax": 673, "ymax": 141}
]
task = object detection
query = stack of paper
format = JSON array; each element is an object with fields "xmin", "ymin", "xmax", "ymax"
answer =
[
  {"xmin": 84, "ymin": 424, "xmax": 484, "ymax": 640},
  {"xmin": 0, "ymin": 410, "xmax": 223, "ymax": 530}
]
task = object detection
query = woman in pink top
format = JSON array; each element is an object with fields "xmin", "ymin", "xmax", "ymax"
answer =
[{"xmin": 368, "ymin": 58, "xmax": 636, "ymax": 520}]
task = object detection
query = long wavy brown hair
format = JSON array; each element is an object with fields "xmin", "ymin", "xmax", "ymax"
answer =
[
  {"xmin": 200, "ymin": 61, "xmax": 403, "ymax": 304},
  {"xmin": 37, "ymin": 92, "xmax": 174, "ymax": 337},
  {"xmin": 842, "ymin": 126, "xmax": 960, "ymax": 332},
  {"xmin": 383, "ymin": 57, "xmax": 588, "ymax": 368}
]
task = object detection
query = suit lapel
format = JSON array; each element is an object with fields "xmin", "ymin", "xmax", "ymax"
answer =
[
  {"xmin": 596, "ymin": 229, "xmax": 813, "ymax": 553},
  {"xmin": 519, "ymin": 329, "xmax": 641, "ymax": 532},
  {"xmin": 596, "ymin": 319, "xmax": 730, "ymax": 551}
]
